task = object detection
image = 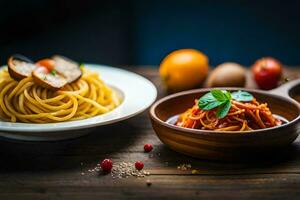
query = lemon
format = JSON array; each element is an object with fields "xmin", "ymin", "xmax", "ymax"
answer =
[{"xmin": 159, "ymin": 49, "xmax": 209, "ymax": 91}]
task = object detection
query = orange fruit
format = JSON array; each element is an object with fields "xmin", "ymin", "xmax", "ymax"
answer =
[{"xmin": 159, "ymin": 49, "xmax": 209, "ymax": 91}]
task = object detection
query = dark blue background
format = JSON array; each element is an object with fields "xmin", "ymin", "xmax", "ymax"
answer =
[{"xmin": 1, "ymin": 0, "xmax": 300, "ymax": 66}]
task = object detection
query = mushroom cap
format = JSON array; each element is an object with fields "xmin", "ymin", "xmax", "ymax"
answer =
[
  {"xmin": 7, "ymin": 54, "xmax": 37, "ymax": 81},
  {"xmin": 32, "ymin": 67, "xmax": 68, "ymax": 90},
  {"xmin": 52, "ymin": 55, "xmax": 82, "ymax": 83}
]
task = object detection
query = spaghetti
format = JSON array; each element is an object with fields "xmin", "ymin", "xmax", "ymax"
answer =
[
  {"xmin": 0, "ymin": 68, "xmax": 120, "ymax": 123},
  {"xmin": 175, "ymin": 98, "xmax": 282, "ymax": 131}
]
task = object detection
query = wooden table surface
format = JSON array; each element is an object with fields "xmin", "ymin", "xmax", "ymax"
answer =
[{"xmin": 0, "ymin": 67, "xmax": 300, "ymax": 200}]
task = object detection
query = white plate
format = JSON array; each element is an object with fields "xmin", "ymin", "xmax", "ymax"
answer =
[{"xmin": 0, "ymin": 64, "xmax": 157, "ymax": 141}]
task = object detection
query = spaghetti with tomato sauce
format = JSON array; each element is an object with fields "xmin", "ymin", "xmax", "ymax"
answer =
[{"xmin": 175, "ymin": 94, "xmax": 283, "ymax": 131}]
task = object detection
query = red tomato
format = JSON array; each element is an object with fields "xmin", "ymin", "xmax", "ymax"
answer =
[
  {"xmin": 36, "ymin": 59, "xmax": 56, "ymax": 71},
  {"xmin": 251, "ymin": 57, "xmax": 282, "ymax": 90},
  {"xmin": 35, "ymin": 66, "xmax": 50, "ymax": 74}
]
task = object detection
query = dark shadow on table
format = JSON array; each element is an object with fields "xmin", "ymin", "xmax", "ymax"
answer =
[
  {"xmin": 0, "ymin": 118, "xmax": 140, "ymax": 172},
  {"xmin": 151, "ymin": 140, "xmax": 300, "ymax": 172}
]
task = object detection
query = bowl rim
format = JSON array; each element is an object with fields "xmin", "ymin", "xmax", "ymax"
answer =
[{"xmin": 149, "ymin": 87, "xmax": 300, "ymax": 137}]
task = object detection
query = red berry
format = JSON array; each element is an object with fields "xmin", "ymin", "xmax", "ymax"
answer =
[
  {"xmin": 144, "ymin": 144, "xmax": 153, "ymax": 152},
  {"xmin": 135, "ymin": 161, "xmax": 144, "ymax": 170},
  {"xmin": 100, "ymin": 159, "xmax": 113, "ymax": 172}
]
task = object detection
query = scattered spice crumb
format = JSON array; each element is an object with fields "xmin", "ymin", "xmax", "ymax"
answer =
[
  {"xmin": 146, "ymin": 180, "xmax": 152, "ymax": 186},
  {"xmin": 192, "ymin": 169, "xmax": 200, "ymax": 174},
  {"xmin": 148, "ymin": 153, "xmax": 154, "ymax": 158},
  {"xmin": 80, "ymin": 162, "xmax": 85, "ymax": 175},
  {"xmin": 84, "ymin": 160, "xmax": 151, "ymax": 179},
  {"xmin": 177, "ymin": 163, "xmax": 192, "ymax": 171},
  {"xmin": 111, "ymin": 162, "xmax": 150, "ymax": 179},
  {"xmin": 144, "ymin": 171, "xmax": 150, "ymax": 176}
]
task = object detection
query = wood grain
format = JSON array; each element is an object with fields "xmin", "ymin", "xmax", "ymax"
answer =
[{"xmin": 0, "ymin": 67, "xmax": 299, "ymax": 200}]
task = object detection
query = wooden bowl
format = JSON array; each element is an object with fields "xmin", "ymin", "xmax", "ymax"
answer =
[{"xmin": 149, "ymin": 80, "xmax": 300, "ymax": 161}]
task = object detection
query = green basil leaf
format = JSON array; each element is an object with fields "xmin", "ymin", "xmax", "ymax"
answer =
[
  {"xmin": 79, "ymin": 63, "xmax": 85, "ymax": 69},
  {"xmin": 211, "ymin": 89, "xmax": 228, "ymax": 102},
  {"xmin": 198, "ymin": 90, "xmax": 234, "ymax": 117},
  {"xmin": 50, "ymin": 69, "xmax": 57, "ymax": 76},
  {"xmin": 231, "ymin": 90, "xmax": 253, "ymax": 102},
  {"xmin": 198, "ymin": 93, "xmax": 215, "ymax": 104},
  {"xmin": 199, "ymin": 100, "xmax": 223, "ymax": 110},
  {"xmin": 216, "ymin": 101, "xmax": 231, "ymax": 119},
  {"xmin": 198, "ymin": 93, "xmax": 222, "ymax": 110},
  {"xmin": 223, "ymin": 90, "xmax": 232, "ymax": 100}
]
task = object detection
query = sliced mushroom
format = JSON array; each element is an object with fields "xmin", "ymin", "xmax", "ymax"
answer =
[
  {"xmin": 7, "ymin": 54, "xmax": 82, "ymax": 90},
  {"xmin": 7, "ymin": 54, "xmax": 37, "ymax": 80},
  {"xmin": 52, "ymin": 55, "xmax": 82, "ymax": 83},
  {"xmin": 32, "ymin": 67, "xmax": 67, "ymax": 90}
]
